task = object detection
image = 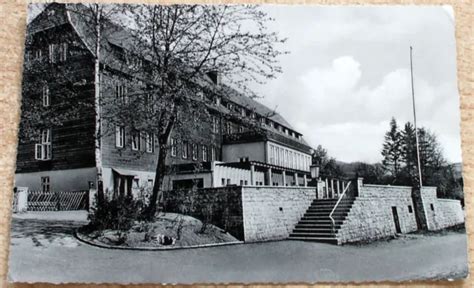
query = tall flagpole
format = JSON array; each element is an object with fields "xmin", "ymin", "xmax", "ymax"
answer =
[{"xmin": 410, "ymin": 46, "xmax": 423, "ymax": 187}]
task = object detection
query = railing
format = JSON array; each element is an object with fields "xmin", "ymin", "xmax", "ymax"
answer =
[
  {"xmin": 329, "ymin": 182, "xmax": 352, "ymax": 235},
  {"xmin": 317, "ymin": 178, "xmax": 351, "ymax": 199}
]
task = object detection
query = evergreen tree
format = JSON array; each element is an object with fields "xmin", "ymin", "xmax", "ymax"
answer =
[
  {"xmin": 381, "ymin": 117, "xmax": 403, "ymax": 180},
  {"xmin": 399, "ymin": 122, "xmax": 417, "ymax": 184}
]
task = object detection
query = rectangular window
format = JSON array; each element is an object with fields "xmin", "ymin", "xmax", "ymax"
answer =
[
  {"xmin": 41, "ymin": 176, "xmax": 50, "ymax": 193},
  {"xmin": 35, "ymin": 129, "xmax": 52, "ymax": 160},
  {"xmin": 115, "ymin": 126, "xmax": 125, "ymax": 148},
  {"xmin": 211, "ymin": 146, "xmax": 216, "ymax": 161},
  {"xmin": 212, "ymin": 116, "xmax": 218, "ymax": 133},
  {"xmin": 145, "ymin": 133, "xmax": 154, "ymax": 153},
  {"xmin": 131, "ymin": 131, "xmax": 141, "ymax": 151},
  {"xmin": 202, "ymin": 146, "xmax": 208, "ymax": 161},
  {"xmin": 240, "ymin": 180, "xmax": 244, "ymax": 186},
  {"xmin": 115, "ymin": 84, "xmax": 128, "ymax": 103},
  {"xmin": 170, "ymin": 138, "xmax": 177, "ymax": 157},
  {"xmin": 147, "ymin": 179, "xmax": 154, "ymax": 187},
  {"xmin": 270, "ymin": 146, "xmax": 274, "ymax": 164},
  {"xmin": 58, "ymin": 43, "xmax": 68, "ymax": 62},
  {"xmin": 408, "ymin": 205, "xmax": 413, "ymax": 213},
  {"xmin": 182, "ymin": 141, "xmax": 188, "ymax": 159},
  {"xmin": 145, "ymin": 93, "xmax": 155, "ymax": 111},
  {"xmin": 430, "ymin": 203, "xmax": 434, "ymax": 211},
  {"xmin": 34, "ymin": 49, "xmax": 42, "ymax": 60},
  {"xmin": 221, "ymin": 178, "xmax": 226, "ymax": 186},
  {"xmin": 48, "ymin": 44, "xmax": 56, "ymax": 63},
  {"xmin": 192, "ymin": 143, "xmax": 198, "ymax": 160},
  {"xmin": 42, "ymin": 85, "xmax": 50, "ymax": 107},
  {"xmin": 226, "ymin": 179, "xmax": 231, "ymax": 186}
]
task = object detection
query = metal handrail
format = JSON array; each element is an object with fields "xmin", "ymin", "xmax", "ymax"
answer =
[{"xmin": 329, "ymin": 182, "xmax": 352, "ymax": 235}]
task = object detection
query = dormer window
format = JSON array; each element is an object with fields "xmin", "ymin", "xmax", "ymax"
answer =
[
  {"xmin": 215, "ymin": 96, "xmax": 221, "ymax": 106},
  {"xmin": 241, "ymin": 108, "xmax": 246, "ymax": 117},
  {"xmin": 227, "ymin": 103, "xmax": 233, "ymax": 110}
]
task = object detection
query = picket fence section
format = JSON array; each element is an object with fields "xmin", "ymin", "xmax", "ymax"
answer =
[{"xmin": 27, "ymin": 190, "xmax": 88, "ymax": 211}]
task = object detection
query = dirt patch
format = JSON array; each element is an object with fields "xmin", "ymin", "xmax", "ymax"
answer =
[{"xmin": 78, "ymin": 212, "xmax": 239, "ymax": 249}]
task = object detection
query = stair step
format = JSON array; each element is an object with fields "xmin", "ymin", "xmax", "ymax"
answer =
[
  {"xmin": 299, "ymin": 218, "xmax": 344, "ymax": 225},
  {"xmin": 292, "ymin": 228, "xmax": 334, "ymax": 233},
  {"xmin": 304, "ymin": 211, "xmax": 348, "ymax": 216},
  {"xmin": 289, "ymin": 197, "xmax": 355, "ymax": 245},
  {"xmin": 312, "ymin": 198, "xmax": 355, "ymax": 202},
  {"xmin": 288, "ymin": 236, "xmax": 338, "ymax": 244},
  {"xmin": 295, "ymin": 224, "xmax": 341, "ymax": 229},
  {"xmin": 308, "ymin": 205, "xmax": 352, "ymax": 210},
  {"xmin": 290, "ymin": 231, "xmax": 336, "ymax": 237},
  {"xmin": 309, "ymin": 203, "xmax": 353, "ymax": 207},
  {"xmin": 301, "ymin": 216, "xmax": 347, "ymax": 220}
]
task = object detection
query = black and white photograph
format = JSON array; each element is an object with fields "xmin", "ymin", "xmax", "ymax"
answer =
[{"xmin": 8, "ymin": 2, "xmax": 468, "ymax": 284}]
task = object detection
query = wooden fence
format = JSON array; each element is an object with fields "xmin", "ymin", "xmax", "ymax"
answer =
[{"xmin": 27, "ymin": 190, "xmax": 89, "ymax": 211}]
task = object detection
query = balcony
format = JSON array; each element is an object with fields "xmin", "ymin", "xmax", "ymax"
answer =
[{"xmin": 223, "ymin": 130, "xmax": 312, "ymax": 154}]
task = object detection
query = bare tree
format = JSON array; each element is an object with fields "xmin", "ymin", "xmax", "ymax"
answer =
[{"xmin": 99, "ymin": 4, "xmax": 287, "ymax": 219}]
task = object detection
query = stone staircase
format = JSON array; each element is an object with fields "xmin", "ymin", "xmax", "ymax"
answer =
[{"xmin": 289, "ymin": 198, "xmax": 355, "ymax": 244}]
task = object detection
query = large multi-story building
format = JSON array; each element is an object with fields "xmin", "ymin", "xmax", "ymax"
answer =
[{"xmin": 15, "ymin": 3, "xmax": 314, "ymax": 196}]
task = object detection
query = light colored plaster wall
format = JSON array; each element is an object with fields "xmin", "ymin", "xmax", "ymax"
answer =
[
  {"xmin": 222, "ymin": 142, "xmax": 265, "ymax": 163},
  {"xmin": 15, "ymin": 167, "xmax": 97, "ymax": 191},
  {"xmin": 241, "ymin": 186, "xmax": 316, "ymax": 242}
]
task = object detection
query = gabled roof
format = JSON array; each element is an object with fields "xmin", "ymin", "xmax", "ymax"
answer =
[{"xmin": 27, "ymin": 3, "xmax": 312, "ymax": 150}]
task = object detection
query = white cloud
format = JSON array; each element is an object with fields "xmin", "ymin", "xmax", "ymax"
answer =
[{"xmin": 265, "ymin": 56, "xmax": 461, "ymax": 163}]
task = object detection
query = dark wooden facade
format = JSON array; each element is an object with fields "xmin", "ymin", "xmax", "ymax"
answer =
[{"xmin": 16, "ymin": 3, "xmax": 313, "ymax": 183}]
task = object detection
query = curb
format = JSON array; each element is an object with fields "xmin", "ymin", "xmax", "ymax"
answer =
[{"xmin": 74, "ymin": 229, "xmax": 244, "ymax": 251}]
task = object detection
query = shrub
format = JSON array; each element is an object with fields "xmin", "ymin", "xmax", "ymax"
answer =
[{"xmin": 87, "ymin": 195, "xmax": 145, "ymax": 232}]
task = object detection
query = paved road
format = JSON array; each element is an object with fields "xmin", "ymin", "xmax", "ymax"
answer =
[{"xmin": 8, "ymin": 212, "xmax": 469, "ymax": 284}]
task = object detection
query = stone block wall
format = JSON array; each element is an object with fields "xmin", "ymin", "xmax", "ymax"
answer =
[
  {"xmin": 338, "ymin": 184, "xmax": 418, "ymax": 244},
  {"xmin": 163, "ymin": 186, "xmax": 317, "ymax": 242},
  {"xmin": 420, "ymin": 187, "xmax": 465, "ymax": 230},
  {"xmin": 241, "ymin": 186, "xmax": 316, "ymax": 242},
  {"xmin": 162, "ymin": 187, "xmax": 244, "ymax": 240}
]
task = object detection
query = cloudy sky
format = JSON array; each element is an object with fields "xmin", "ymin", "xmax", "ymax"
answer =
[{"xmin": 251, "ymin": 5, "xmax": 461, "ymax": 164}]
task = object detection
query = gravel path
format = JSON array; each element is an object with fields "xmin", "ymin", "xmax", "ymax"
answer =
[{"xmin": 8, "ymin": 212, "xmax": 469, "ymax": 284}]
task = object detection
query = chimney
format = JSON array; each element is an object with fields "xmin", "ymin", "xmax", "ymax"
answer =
[{"xmin": 207, "ymin": 71, "xmax": 221, "ymax": 86}]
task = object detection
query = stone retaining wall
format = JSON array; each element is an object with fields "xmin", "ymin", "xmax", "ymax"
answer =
[
  {"xmin": 163, "ymin": 186, "xmax": 316, "ymax": 242},
  {"xmin": 338, "ymin": 184, "xmax": 418, "ymax": 244},
  {"xmin": 420, "ymin": 187, "xmax": 464, "ymax": 230},
  {"xmin": 241, "ymin": 186, "xmax": 316, "ymax": 242},
  {"xmin": 162, "ymin": 187, "xmax": 244, "ymax": 240}
]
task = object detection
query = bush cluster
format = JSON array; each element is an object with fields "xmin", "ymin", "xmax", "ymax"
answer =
[{"xmin": 87, "ymin": 195, "xmax": 146, "ymax": 232}]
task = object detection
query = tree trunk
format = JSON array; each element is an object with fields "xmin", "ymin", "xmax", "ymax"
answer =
[
  {"xmin": 93, "ymin": 5, "xmax": 105, "ymax": 207},
  {"xmin": 144, "ymin": 142, "xmax": 168, "ymax": 220}
]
